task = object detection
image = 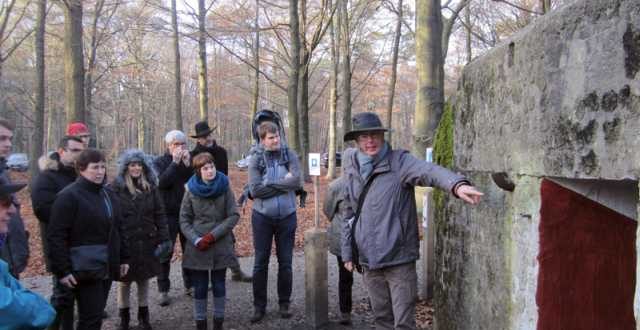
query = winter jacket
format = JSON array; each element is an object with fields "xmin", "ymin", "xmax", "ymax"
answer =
[
  {"xmin": 340, "ymin": 147, "xmax": 467, "ymax": 270},
  {"xmin": 191, "ymin": 142, "xmax": 229, "ymax": 175},
  {"xmin": 0, "ymin": 160, "xmax": 29, "ymax": 277},
  {"xmin": 154, "ymin": 153, "xmax": 193, "ymax": 217},
  {"xmin": 323, "ymin": 176, "xmax": 347, "ymax": 257},
  {"xmin": 31, "ymin": 153, "xmax": 77, "ymax": 224},
  {"xmin": 248, "ymin": 146, "xmax": 302, "ymax": 219},
  {"xmin": 179, "ymin": 186, "xmax": 239, "ymax": 271},
  {"xmin": 111, "ymin": 150, "xmax": 170, "ymax": 282},
  {"xmin": 47, "ymin": 176, "xmax": 130, "ymax": 281},
  {"xmin": 30, "ymin": 153, "xmax": 77, "ymax": 272},
  {"xmin": 0, "ymin": 259, "xmax": 55, "ymax": 329}
]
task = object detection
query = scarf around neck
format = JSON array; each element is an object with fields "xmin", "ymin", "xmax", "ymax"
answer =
[
  {"xmin": 187, "ymin": 172, "xmax": 229, "ymax": 199},
  {"xmin": 357, "ymin": 142, "xmax": 389, "ymax": 180}
]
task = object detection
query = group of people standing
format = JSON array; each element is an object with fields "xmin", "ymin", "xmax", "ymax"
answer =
[{"xmin": 0, "ymin": 110, "xmax": 482, "ymax": 330}]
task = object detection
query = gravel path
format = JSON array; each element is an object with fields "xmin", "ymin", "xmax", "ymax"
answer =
[{"xmin": 22, "ymin": 252, "xmax": 379, "ymax": 330}]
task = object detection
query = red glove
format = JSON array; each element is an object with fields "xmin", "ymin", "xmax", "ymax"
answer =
[{"xmin": 196, "ymin": 233, "xmax": 215, "ymax": 251}]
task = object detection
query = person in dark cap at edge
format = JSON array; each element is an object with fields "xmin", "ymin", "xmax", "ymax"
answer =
[
  {"xmin": 0, "ymin": 119, "xmax": 29, "ymax": 281},
  {"xmin": 340, "ymin": 112, "xmax": 484, "ymax": 330},
  {"xmin": 66, "ymin": 122, "xmax": 92, "ymax": 148},
  {"xmin": 190, "ymin": 121, "xmax": 253, "ymax": 283},
  {"xmin": 0, "ymin": 181, "xmax": 56, "ymax": 329}
]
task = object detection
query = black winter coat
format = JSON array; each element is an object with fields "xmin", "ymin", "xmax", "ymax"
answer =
[
  {"xmin": 0, "ymin": 160, "xmax": 29, "ymax": 277},
  {"xmin": 47, "ymin": 176, "xmax": 129, "ymax": 280},
  {"xmin": 111, "ymin": 183, "xmax": 170, "ymax": 282},
  {"xmin": 191, "ymin": 142, "xmax": 229, "ymax": 175},
  {"xmin": 31, "ymin": 153, "xmax": 77, "ymax": 224},
  {"xmin": 153, "ymin": 154, "xmax": 192, "ymax": 216}
]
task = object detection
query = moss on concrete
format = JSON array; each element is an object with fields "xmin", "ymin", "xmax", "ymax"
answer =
[{"xmin": 433, "ymin": 102, "xmax": 454, "ymax": 224}]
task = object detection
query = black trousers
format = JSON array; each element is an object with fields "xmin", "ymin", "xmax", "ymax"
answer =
[
  {"xmin": 157, "ymin": 214, "xmax": 191, "ymax": 292},
  {"xmin": 74, "ymin": 279, "xmax": 111, "ymax": 330},
  {"xmin": 336, "ymin": 256, "xmax": 353, "ymax": 314}
]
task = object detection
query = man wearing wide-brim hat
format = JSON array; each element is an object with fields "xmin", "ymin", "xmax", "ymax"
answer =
[
  {"xmin": 340, "ymin": 112, "xmax": 483, "ymax": 329},
  {"xmin": 189, "ymin": 121, "xmax": 253, "ymax": 283}
]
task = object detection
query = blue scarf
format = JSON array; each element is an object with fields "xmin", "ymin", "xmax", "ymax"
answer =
[
  {"xmin": 187, "ymin": 172, "xmax": 229, "ymax": 199},
  {"xmin": 357, "ymin": 142, "xmax": 389, "ymax": 180}
]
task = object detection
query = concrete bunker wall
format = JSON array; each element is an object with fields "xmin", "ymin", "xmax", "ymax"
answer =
[{"xmin": 438, "ymin": 0, "xmax": 640, "ymax": 329}]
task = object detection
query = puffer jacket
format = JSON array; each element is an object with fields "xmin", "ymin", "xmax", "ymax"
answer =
[
  {"xmin": 323, "ymin": 176, "xmax": 347, "ymax": 256},
  {"xmin": 248, "ymin": 146, "xmax": 302, "ymax": 219},
  {"xmin": 0, "ymin": 160, "xmax": 29, "ymax": 277},
  {"xmin": 0, "ymin": 259, "xmax": 55, "ymax": 328},
  {"xmin": 179, "ymin": 186, "xmax": 239, "ymax": 271},
  {"xmin": 111, "ymin": 150, "xmax": 170, "ymax": 282},
  {"xmin": 340, "ymin": 147, "xmax": 467, "ymax": 270}
]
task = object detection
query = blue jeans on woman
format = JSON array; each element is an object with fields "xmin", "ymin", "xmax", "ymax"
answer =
[
  {"xmin": 251, "ymin": 210, "xmax": 297, "ymax": 311},
  {"xmin": 190, "ymin": 269, "xmax": 226, "ymax": 320}
]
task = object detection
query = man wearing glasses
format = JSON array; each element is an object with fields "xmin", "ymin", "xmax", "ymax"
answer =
[
  {"xmin": 30, "ymin": 135, "xmax": 85, "ymax": 329},
  {"xmin": 153, "ymin": 130, "xmax": 193, "ymax": 306}
]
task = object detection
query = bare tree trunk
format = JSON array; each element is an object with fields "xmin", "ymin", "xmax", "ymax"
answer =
[
  {"xmin": 171, "ymin": 0, "xmax": 183, "ymax": 130},
  {"xmin": 31, "ymin": 0, "xmax": 46, "ymax": 178},
  {"xmin": 326, "ymin": 0, "xmax": 339, "ymax": 179},
  {"xmin": 287, "ymin": 0, "xmax": 300, "ymax": 153},
  {"xmin": 251, "ymin": 0, "xmax": 260, "ymax": 121},
  {"xmin": 339, "ymin": 0, "xmax": 351, "ymax": 146},
  {"xmin": 197, "ymin": 0, "xmax": 209, "ymax": 121},
  {"xmin": 62, "ymin": 0, "xmax": 86, "ymax": 123},
  {"xmin": 466, "ymin": 1, "xmax": 472, "ymax": 63},
  {"xmin": 298, "ymin": 0, "xmax": 311, "ymax": 181},
  {"xmin": 137, "ymin": 82, "xmax": 145, "ymax": 150},
  {"xmin": 413, "ymin": 0, "xmax": 443, "ymax": 159},
  {"xmin": 541, "ymin": 0, "xmax": 551, "ymax": 13},
  {"xmin": 385, "ymin": 0, "xmax": 403, "ymax": 147},
  {"xmin": 85, "ymin": 0, "xmax": 105, "ymax": 147}
]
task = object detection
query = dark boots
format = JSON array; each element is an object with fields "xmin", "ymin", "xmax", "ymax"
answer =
[
  {"xmin": 196, "ymin": 319, "xmax": 207, "ymax": 330},
  {"xmin": 213, "ymin": 317, "xmax": 224, "ymax": 330},
  {"xmin": 118, "ymin": 308, "xmax": 130, "ymax": 330},
  {"xmin": 138, "ymin": 306, "xmax": 152, "ymax": 330}
]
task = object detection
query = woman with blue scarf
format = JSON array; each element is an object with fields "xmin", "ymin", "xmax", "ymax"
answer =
[{"xmin": 180, "ymin": 152, "xmax": 239, "ymax": 330}]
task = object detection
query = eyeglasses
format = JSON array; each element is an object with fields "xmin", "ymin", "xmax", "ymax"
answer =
[
  {"xmin": 171, "ymin": 142, "xmax": 186, "ymax": 147},
  {"xmin": 65, "ymin": 148, "xmax": 83, "ymax": 153}
]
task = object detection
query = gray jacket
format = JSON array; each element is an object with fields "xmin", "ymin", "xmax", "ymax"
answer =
[
  {"xmin": 248, "ymin": 146, "xmax": 302, "ymax": 219},
  {"xmin": 179, "ymin": 187, "xmax": 240, "ymax": 271},
  {"xmin": 0, "ymin": 161, "xmax": 29, "ymax": 277},
  {"xmin": 340, "ymin": 147, "xmax": 467, "ymax": 270},
  {"xmin": 323, "ymin": 176, "xmax": 346, "ymax": 256}
]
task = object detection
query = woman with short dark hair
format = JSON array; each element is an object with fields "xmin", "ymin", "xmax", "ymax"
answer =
[
  {"xmin": 48, "ymin": 149, "xmax": 130, "ymax": 330},
  {"xmin": 180, "ymin": 152, "xmax": 239, "ymax": 330}
]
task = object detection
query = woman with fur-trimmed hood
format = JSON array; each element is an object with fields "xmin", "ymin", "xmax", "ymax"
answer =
[{"xmin": 110, "ymin": 149, "xmax": 172, "ymax": 330}]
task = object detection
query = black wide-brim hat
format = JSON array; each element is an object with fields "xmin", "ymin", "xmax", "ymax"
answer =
[
  {"xmin": 344, "ymin": 112, "xmax": 390, "ymax": 141},
  {"xmin": 0, "ymin": 183, "xmax": 26, "ymax": 198},
  {"xmin": 190, "ymin": 121, "xmax": 217, "ymax": 138}
]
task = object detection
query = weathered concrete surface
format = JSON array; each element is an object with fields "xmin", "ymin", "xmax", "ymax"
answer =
[
  {"xmin": 454, "ymin": 0, "xmax": 640, "ymax": 180},
  {"xmin": 439, "ymin": 0, "xmax": 640, "ymax": 329},
  {"xmin": 304, "ymin": 228, "xmax": 329, "ymax": 329}
]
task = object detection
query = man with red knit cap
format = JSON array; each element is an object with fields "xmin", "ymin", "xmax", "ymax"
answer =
[{"xmin": 66, "ymin": 122, "xmax": 91, "ymax": 148}]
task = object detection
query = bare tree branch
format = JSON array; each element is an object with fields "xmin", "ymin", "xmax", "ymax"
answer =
[{"xmin": 491, "ymin": 0, "xmax": 543, "ymax": 15}]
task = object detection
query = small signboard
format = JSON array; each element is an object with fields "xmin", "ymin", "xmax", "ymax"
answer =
[
  {"xmin": 426, "ymin": 147, "xmax": 433, "ymax": 162},
  {"xmin": 309, "ymin": 153, "xmax": 321, "ymax": 176}
]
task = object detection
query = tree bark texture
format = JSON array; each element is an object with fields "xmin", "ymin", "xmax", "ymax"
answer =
[
  {"xmin": 63, "ymin": 0, "xmax": 86, "ymax": 123},
  {"xmin": 31, "ymin": 0, "xmax": 46, "ymax": 178},
  {"xmin": 326, "ymin": 0, "xmax": 339, "ymax": 179},
  {"xmin": 197, "ymin": 0, "xmax": 209, "ymax": 121},
  {"xmin": 339, "ymin": 0, "xmax": 352, "ymax": 147},
  {"xmin": 251, "ymin": 0, "xmax": 260, "ymax": 123},
  {"xmin": 85, "ymin": 0, "xmax": 106, "ymax": 148},
  {"xmin": 385, "ymin": 0, "xmax": 403, "ymax": 147},
  {"xmin": 287, "ymin": 0, "xmax": 300, "ymax": 153},
  {"xmin": 171, "ymin": 0, "xmax": 183, "ymax": 130},
  {"xmin": 413, "ymin": 0, "xmax": 443, "ymax": 159}
]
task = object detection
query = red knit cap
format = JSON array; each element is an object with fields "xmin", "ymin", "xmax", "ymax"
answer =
[{"xmin": 66, "ymin": 122, "xmax": 89, "ymax": 136}]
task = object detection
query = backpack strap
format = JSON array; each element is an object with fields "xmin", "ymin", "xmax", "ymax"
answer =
[{"xmin": 350, "ymin": 172, "xmax": 380, "ymax": 273}]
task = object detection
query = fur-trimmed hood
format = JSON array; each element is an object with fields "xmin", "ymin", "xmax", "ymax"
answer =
[
  {"xmin": 38, "ymin": 152, "xmax": 64, "ymax": 172},
  {"xmin": 113, "ymin": 149, "xmax": 158, "ymax": 188}
]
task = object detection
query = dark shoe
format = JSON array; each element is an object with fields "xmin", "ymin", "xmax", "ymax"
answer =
[
  {"xmin": 213, "ymin": 317, "xmax": 224, "ymax": 330},
  {"xmin": 138, "ymin": 306, "xmax": 152, "ymax": 330},
  {"xmin": 118, "ymin": 308, "xmax": 130, "ymax": 330},
  {"xmin": 339, "ymin": 312, "xmax": 351, "ymax": 325},
  {"xmin": 230, "ymin": 268, "xmax": 253, "ymax": 283},
  {"xmin": 250, "ymin": 309, "xmax": 265, "ymax": 323},
  {"xmin": 159, "ymin": 292, "xmax": 170, "ymax": 306},
  {"xmin": 279, "ymin": 303, "xmax": 292, "ymax": 319},
  {"xmin": 196, "ymin": 319, "xmax": 207, "ymax": 330},
  {"xmin": 185, "ymin": 287, "xmax": 193, "ymax": 296}
]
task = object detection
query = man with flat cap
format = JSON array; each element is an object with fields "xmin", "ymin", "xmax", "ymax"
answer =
[
  {"xmin": 340, "ymin": 112, "xmax": 483, "ymax": 330},
  {"xmin": 190, "ymin": 121, "xmax": 252, "ymax": 282}
]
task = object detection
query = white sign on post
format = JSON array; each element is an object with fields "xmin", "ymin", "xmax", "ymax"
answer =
[{"xmin": 308, "ymin": 153, "xmax": 321, "ymax": 176}]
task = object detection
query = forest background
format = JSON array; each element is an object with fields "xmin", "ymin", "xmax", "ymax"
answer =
[{"xmin": 0, "ymin": 0, "xmax": 563, "ymax": 179}]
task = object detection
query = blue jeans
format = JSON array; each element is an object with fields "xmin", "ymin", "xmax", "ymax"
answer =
[{"xmin": 251, "ymin": 210, "xmax": 297, "ymax": 311}]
